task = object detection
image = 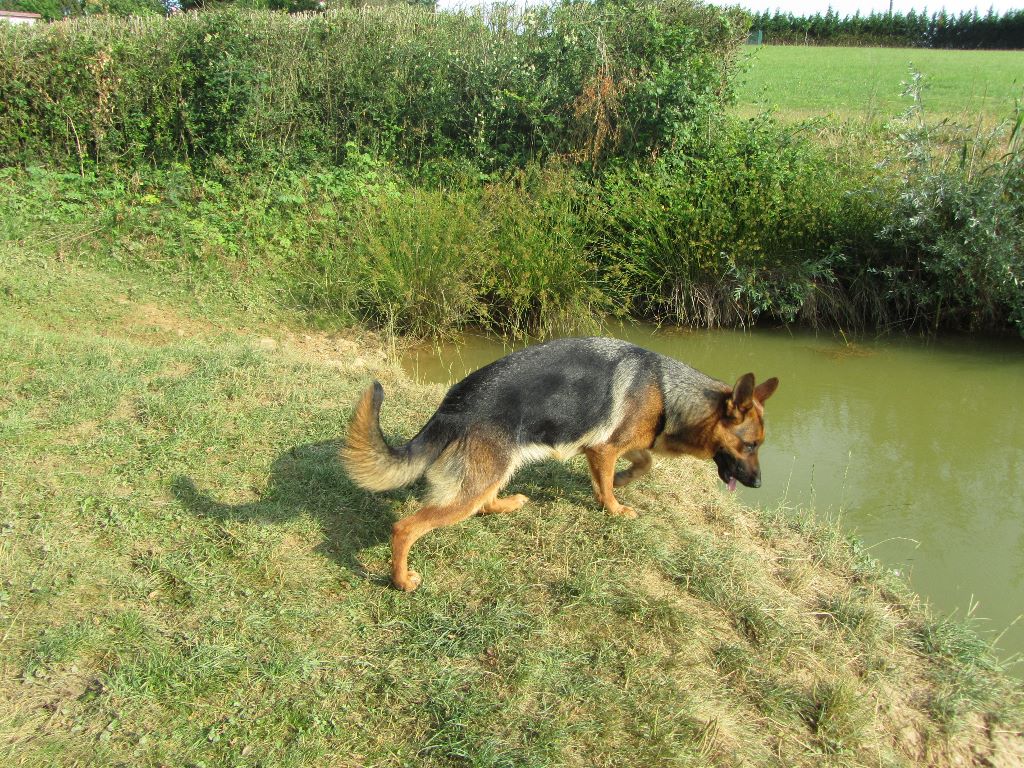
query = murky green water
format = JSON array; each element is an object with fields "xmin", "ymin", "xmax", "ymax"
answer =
[{"xmin": 403, "ymin": 325, "xmax": 1024, "ymax": 668}]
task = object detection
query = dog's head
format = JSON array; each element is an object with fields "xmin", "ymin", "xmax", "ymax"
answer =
[{"xmin": 712, "ymin": 373, "xmax": 779, "ymax": 491}]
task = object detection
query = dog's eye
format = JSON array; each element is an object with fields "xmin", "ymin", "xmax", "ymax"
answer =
[{"xmin": 743, "ymin": 442, "xmax": 758, "ymax": 453}]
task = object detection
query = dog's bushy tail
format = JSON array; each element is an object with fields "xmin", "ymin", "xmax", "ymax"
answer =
[{"xmin": 342, "ymin": 381, "xmax": 432, "ymax": 492}]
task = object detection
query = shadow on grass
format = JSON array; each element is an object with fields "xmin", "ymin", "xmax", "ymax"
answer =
[
  {"xmin": 170, "ymin": 440, "xmax": 412, "ymax": 584},
  {"xmin": 171, "ymin": 440, "xmax": 600, "ymax": 584}
]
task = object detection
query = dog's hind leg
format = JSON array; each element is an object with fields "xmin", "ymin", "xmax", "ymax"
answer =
[
  {"xmin": 390, "ymin": 436, "xmax": 510, "ymax": 592},
  {"xmin": 391, "ymin": 498, "xmax": 487, "ymax": 592},
  {"xmin": 614, "ymin": 449, "xmax": 653, "ymax": 488},
  {"xmin": 585, "ymin": 445, "xmax": 636, "ymax": 519}
]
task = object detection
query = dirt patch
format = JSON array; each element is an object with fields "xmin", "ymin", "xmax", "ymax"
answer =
[
  {"xmin": 275, "ymin": 329, "xmax": 390, "ymax": 371},
  {"xmin": 936, "ymin": 713, "xmax": 1024, "ymax": 768},
  {"xmin": 155, "ymin": 361, "xmax": 195, "ymax": 380},
  {"xmin": 112, "ymin": 299, "xmax": 394, "ymax": 380},
  {"xmin": 115, "ymin": 301, "xmax": 220, "ymax": 345},
  {"xmin": 639, "ymin": 566, "xmax": 681, "ymax": 602},
  {"xmin": 109, "ymin": 394, "xmax": 143, "ymax": 424},
  {"xmin": 68, "ymin": 419, "xmax": 101, "ymax": 440}
]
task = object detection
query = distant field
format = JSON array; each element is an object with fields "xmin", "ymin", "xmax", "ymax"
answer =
[{"xmin": 735, "ymin": 45, "xmax": 1024, "ymax": 123}]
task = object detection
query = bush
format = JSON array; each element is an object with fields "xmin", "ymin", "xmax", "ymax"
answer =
[
  {"xmin": 480, "ymin": 165, "xmax": 607, "ymax": 336},
  {"xmin": 0, "ymin": 2, "xmax": 747, "ymax": 172},
  {"xmin": 593, "ymin": 117, "xmax": 880, "ymax": 328},
  {"xmin": 339, "ymin": 185, "xmax": 489, "ymax": 336},
  {"xmin": 3, "ymin": 95, "xmax": 1021, "ymax": 338}
]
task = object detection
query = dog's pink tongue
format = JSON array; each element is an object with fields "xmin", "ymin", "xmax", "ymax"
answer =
[{"xmin": 727, "ymin": 478, "xmax": 737, "ymax": 492}]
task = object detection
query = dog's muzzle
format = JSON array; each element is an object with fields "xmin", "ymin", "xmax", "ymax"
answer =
[{"xmin": 713, "ymin": 450, "xmax": 760, "ymax": 491}]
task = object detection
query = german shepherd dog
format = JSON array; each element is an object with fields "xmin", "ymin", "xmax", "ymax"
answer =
[{"xmin": 343, "ymin": 337, "xmax": 778, "ymax": 592}]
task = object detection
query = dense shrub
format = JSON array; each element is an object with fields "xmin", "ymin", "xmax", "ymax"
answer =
[
  {"xmin": 2, "ymin": 6, "xmax": 1022, "ymax": 338},
  {"xmin": 3, "ymin": 113, "xmax": 1022, "ymax": 338},
  {"xmin": 0, "ymin": 2, "xmax": 747, "ymax": 171},
  {"xmin": 593, "ymin": 118, "xmax": 882, "ymax": 328},
  {"xmin": 480, "ymin": 166, "xmax": 607, "ymax": 335},
  {"xmin": 337, "ymin": 185, "xmax": 491, "ymax": 336},
  {"xmin": 330, "ymin": 112, "xmax": 1024, "ymax": 337}
]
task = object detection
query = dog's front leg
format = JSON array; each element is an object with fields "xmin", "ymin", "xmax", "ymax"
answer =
[
  {"xmin": 585, "ymin": 445, "xmax": 636, "ymax": 519},
  {"xmin": 614, "ymin": 449, "xmax": 653, "ymax": 488}
]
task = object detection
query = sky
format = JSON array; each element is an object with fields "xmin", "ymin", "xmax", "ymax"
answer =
[{"xmin": 435, "ymin": 0, "xmax": 1023, "ymax": 18}]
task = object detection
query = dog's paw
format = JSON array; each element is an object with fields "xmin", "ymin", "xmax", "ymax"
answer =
[
  {"xmin": 480, "ymin": 494, "xmax": 530, "ymax": 515},
  {"xmin": 394, "ymin": 571, "xmax": 422, "ymax": 592},
  {"xmin": 608, "ymin": 505, "xmax": 637, "ymax": 519},
  {"xmin": 507, "ymin": 493, "xmax": 529, "ymax": 510},
  {"xmin": 613, "ymin": 470, "xmax": 633, "ymax": 488}
]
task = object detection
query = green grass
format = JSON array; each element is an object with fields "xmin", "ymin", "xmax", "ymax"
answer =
[
  {"xmin": 1, "ymin": 236, "xmax": 1022, "ymax": 766},
  {"xmin": 735, "ymin": 45, "xmax": 1024, "ymax": 124}
]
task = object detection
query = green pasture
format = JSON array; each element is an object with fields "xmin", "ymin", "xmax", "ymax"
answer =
[{"xmin": 736, "ymin": 45, "xmax": 1024, "ymax": 123}]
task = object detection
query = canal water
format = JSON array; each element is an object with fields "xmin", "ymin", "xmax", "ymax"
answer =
[{"xmin": 403, "ymin": 325, "xmax": 1024, "ymax": 668}]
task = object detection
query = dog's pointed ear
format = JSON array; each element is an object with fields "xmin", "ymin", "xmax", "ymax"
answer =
[
  {"xmin": 754, "ymin": 377, "xmax": 779, "ymax": 403},
  {"xmin": 727, "ymin": 373, "xmax": 756, "ymax": 417}
]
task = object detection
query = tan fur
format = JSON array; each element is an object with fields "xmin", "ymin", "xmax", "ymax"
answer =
[
  {"xmin": 341, "ymin": 385, "xmax": 429, "ymax": 492},
  {"xmin": 390, "ymin": 434, "xmax": 510, "ymax": 592},
  {"xmin": 583, "ymin": 383, "xmax": 665, "ymax": 517}
]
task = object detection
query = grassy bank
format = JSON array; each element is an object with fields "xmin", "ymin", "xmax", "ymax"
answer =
[
  {"xmin": 2, "ymin": 236, "xmax": 1023, "ymax": 766},
  {"xmin": 3, "ymin": 110, "xmax": 1022, "ymax": 340},
  {"xmin": 735, "ymin": 45, "xmax": 1024, "ymax": 124}
]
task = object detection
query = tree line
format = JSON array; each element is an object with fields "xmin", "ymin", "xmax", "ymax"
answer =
[{"xmin": 750, "ymin": 8, "xmax": 1024, "ymax": 49}]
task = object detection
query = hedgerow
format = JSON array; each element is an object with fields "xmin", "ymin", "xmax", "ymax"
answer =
[{"xmin": 0, "ymin": 2, "xmax": 746, "ymax": 171}]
